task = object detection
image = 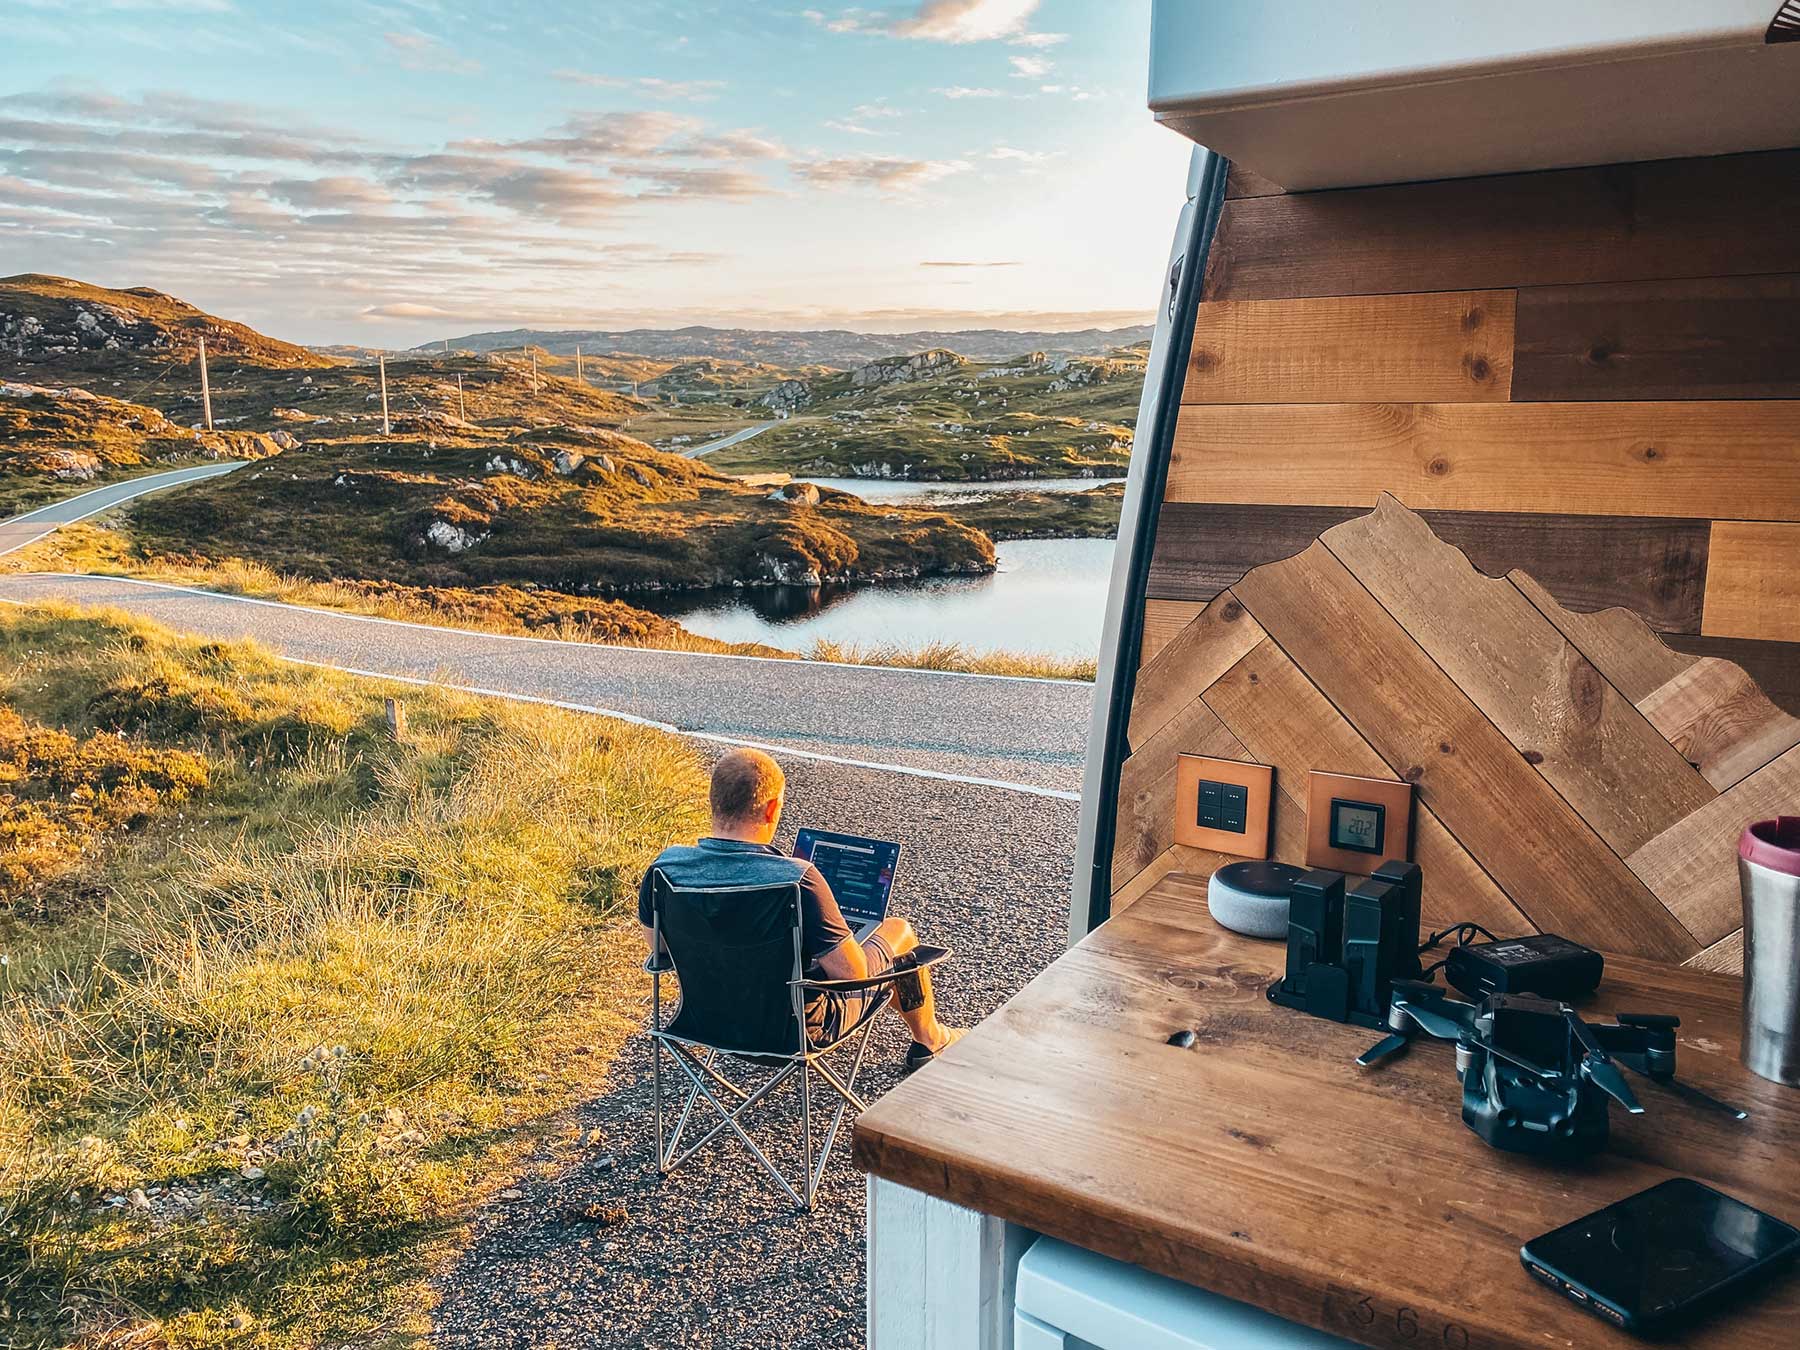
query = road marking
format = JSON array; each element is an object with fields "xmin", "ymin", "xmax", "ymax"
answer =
[
  {"xmin": 0, "ymin": 463, "xmax": 245, "ymax": 555},
  {"xmin": 7, "ymin": 572, "xmax": 1093, "ymax": 686},
  {"xmin": 277, "ymin": 658, "xmax": 1084, "ymax": 801}
]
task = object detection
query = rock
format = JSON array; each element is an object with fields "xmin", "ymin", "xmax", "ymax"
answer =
[
  {"xmin": 758, "ymin": 379, "xmax": 812, "ymax": 413},
  {"xmin": 849, "ymin": 349, "xmax": 965, "ymax": 389},
  {"xmin": 269, "ymin": 430, "xmax": 299, "ymax": 450},
  {"xmin": 624, "ymin": 463, "xmax": 652, "ymax": 487},
  {"xmin": 425, "ymin": 520, "xmax": 485, "ymax": 553},
  {"xmin": 500, "ymin": 1188, "xmax": 524, "ymax": 1200},
  {"xmin": 766, "ymin": 482, "xmax": 821, "ymax": 507},
  {"xmin": 127, "ymin": 1188, "xmax": 151, "ymax": 1211},
  {"xmin": 43, "ymin": 449, "xmax": 100, "ymax": 481},
  {"xmin": 552, "ymin": 450, "xmax": 584, "ymax": 475},
  {"xmin": 240, "ymin": 1165, "xmax": 265, "ymax": 1181},
  {"xmin": 272, "ymin": 407, "xmax": 310, "ymax": 421}
]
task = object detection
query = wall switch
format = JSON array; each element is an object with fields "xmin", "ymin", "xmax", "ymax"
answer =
[{"xmin": 1175, "ymin": 755, "xmax": 1274, "ymax": 859}]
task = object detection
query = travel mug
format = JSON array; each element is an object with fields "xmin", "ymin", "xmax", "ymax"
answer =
[{"xmin": 1739, "ymin": 817, "xmax": 1800, "ymax": 1087}]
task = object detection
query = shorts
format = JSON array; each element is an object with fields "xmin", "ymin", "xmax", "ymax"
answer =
[{"xmin": 810, "ymin": 930, "xmax": 898, "ymax": 1045}]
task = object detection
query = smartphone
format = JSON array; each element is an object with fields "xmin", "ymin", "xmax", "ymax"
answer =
[{"xmin": 1521, "ymin": 1178, "xmax": 1800, "ymax": 1334}]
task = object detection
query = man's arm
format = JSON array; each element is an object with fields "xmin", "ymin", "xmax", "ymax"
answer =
[{"xmin": 802, "ymin": 864, "xmax": 868, "ymax": 981}]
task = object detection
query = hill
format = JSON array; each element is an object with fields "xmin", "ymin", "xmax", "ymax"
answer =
[
  {"xmin": 416, "ymin": 323, "xmax": 1153, "ymax": 368},
  {"xmin": 694, "ymin": 345, "xmax": 1147, "ymax": 481},
  {"xmin": 0, "ymin": 274, "xmax": 331, "ymax": 371},
  {"xmin": 0, "ymin": 382, "xmax": 282, "ymax": 515}
]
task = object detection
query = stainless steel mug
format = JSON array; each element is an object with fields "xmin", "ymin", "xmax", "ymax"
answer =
[{"xmin": 1740, "ymin": 817, "xmax": 1800, "ymax": 1087}]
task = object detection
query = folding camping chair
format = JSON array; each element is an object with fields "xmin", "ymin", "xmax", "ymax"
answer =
[{"xmin": 645, "ymin": 871, "xmax": 949, "ymax": 1209}]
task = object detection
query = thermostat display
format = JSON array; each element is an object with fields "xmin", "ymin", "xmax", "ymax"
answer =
[{"xmin": 1329, "ymin": 799, "xmax": 1385, "ymax": 855}]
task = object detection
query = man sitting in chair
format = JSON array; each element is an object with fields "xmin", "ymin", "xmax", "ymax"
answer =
[{"xmin": 639, "ymin": 748, "xmax": 964, "ymax": 1073}]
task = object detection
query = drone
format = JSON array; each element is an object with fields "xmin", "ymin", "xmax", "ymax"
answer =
[{"xmin": 1357, "ymin": 980, "xmax": 1747, "ymax": 1160}]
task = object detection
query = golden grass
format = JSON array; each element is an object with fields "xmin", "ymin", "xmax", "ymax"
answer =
[
  {"xmin": 0, "ymin": 602, "xmax": 709, "ymax": 1348},
  {"xmin": 806, "ymin": 638, "xmax": 1096, "ymax": 683}
]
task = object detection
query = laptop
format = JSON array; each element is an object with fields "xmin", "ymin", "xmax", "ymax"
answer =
[{"xmin": 793, "ymin": 828, "xmax": 901, "ymax": 940}]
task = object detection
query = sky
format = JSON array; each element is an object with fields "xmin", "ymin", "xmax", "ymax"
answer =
[{"xmin": 0, "ymin": 0, "xmax": 1195, "ymax": 346}]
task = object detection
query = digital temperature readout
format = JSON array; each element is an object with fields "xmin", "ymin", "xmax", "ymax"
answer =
[{"xmin": 1328, "ymin": 799, "xmax": 1386, "ymax": 855}]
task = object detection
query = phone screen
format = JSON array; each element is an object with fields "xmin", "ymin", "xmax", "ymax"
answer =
[{"xmin": 1526, "ymin": 1179, "xmax": 1800, "ymax": 1324}]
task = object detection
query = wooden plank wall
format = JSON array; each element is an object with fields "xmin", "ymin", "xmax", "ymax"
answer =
[{"xmin": 1118, "ymin": 149, "xmax": 1800, "ymax": 973}]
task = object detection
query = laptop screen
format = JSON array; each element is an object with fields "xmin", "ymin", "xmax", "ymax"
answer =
[{"xmin": 794, "ymin": 828, "xmax": 901, "ymax": 928}]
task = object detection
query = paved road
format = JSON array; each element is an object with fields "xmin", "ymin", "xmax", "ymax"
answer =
[
  {"xmin": 0, "ymin": 574, "xmax": 1091, "ymax": 795},
  {"xmin": 686, "ymin": 421, "xmax": 774, "ymax": 458},
  {"xmin": 0, "ymin": 462, "xmax": 244, "ymax": 557}
]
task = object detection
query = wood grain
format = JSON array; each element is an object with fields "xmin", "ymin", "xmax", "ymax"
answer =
[
  {"xmin": 1702, "ymin": 521, "xmax": 1800, "ymax": 643},
  {"xmin": 1514, "ymin": 275, "xmax": 1800, "ymax": 401},
  {"xmin": 1127, "ymin": 590, "xmax": 1265, "ymax": 748},
  {"xmin": 1204, "ymin": 148, "xmax": 1800, "ymax": 301},
  {"xmin": 1322, "ymin": 498, "xmax": 1715, "ymax": 855},
  {"xmin": 1628, "ymin": 744, "xmax": 1800, "ymax": 947},
  {"xmin": 1183, "ymin": 291, "xmax": 1513, "ymax": 404},
  {"xmin": 1199, "ymin": 633, "xmax": 1530, "ymax": 936},
  {"xmin": 1688, "ymin": 927, "xmax": 1745, "ymax": 976},
  {"xmin": 1224, "ymin": 162, "xmax": 1285, "ymax": 199},
  {"xmin": 1518, "ymin": 569, "xmax": 1800, "ymax": 791},
  {"xmin": 1234, "ymin": 542, "xmax": 1696, "ymax": 960},
  {"xmin": 1664, "ymin": 636, "xmax": 1800, "ymax": 720},
  {"xmin": 1139, "ymin": 599, "xmax": 1206, "ymax": 666},
  {"xmin": 856, "ymin": 876, "xmax": 1800, "ymax": 1350},
  {"xmin": 1166, "ymin": 400, "xmax": 1800, "ymax": 520},
  {"xmin": 1110, "ymin": 695, "xmax": 1247, "ymax": 893},
  {"xmin": 1148, "ymin": 501, "xmax": 1711, "ymax": 632}
]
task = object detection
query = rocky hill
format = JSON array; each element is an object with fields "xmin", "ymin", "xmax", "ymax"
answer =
[
  {"xmin": 693, "ymin": 344, "xmax": 1148, "ymax": 481},
  {"xmin": 416, "ymin": 323, "xmax": 1153, "ymax": 368},
  {"xmin": 1, "ymin": 274, "xmax": 331, "ymax": 370}
]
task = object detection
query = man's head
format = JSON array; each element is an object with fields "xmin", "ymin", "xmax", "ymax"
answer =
[{"xmin": 709, "ymin": 748, "xmax": 786, "ymax": 841}]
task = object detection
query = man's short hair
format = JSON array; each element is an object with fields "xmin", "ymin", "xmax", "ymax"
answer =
[{"xmin": 710, "ymin": 748, "xmax": 785, "ymax": 825}]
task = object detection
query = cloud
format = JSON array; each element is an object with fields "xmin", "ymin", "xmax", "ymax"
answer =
[
  {"xmin": 383, "ymin": 32, "xmax": 481, "ymax": 76},
  {"xmin": 987, "ymin": 146, "xmax": 1053, "ymax": 163},
  {"xmin": 920, "ymin": 259, "xmax": 1020, "ymax": 267},
  {"xmin": 804, "ymin": 0, "xmax": 1052, "ymax": 45},
  {"xmin": 550, "ymin": 70, "xmax": 725, "ymax": 101},
  {"xmin": 931, "ymin": 86, "xmax": 1002, "ymax": 99},
  {"xmin": 1009, "ymin": 54, "xmax": 1051, "ymax": 78},
  {"xmin": 1008, "ymin": 31, "xmax": 1066, "ymax": 48},
  {"xmin": 359, "ymin": 302, "xmax": 462, "ymax": 320},
  {"xmin": 791, "ymin": 154, "xmax": 970, "ymax": 191},
  {"xmin": 268, "ymin": 176, "xmax": 395, "ymax": 210},
  {"xmin": 887, "ymin": 0, "xmax": 1040, "ymax": 43}
]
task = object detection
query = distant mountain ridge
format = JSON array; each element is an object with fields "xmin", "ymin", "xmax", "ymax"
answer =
[{"xmin": 412, "ymin": 324, "xmax": 1154, "ymax": 368}]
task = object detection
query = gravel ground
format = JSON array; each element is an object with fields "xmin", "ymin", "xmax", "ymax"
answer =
[{"xmin": 430, "ymin": 754, "xmax": 1075, "ymax": 1350}]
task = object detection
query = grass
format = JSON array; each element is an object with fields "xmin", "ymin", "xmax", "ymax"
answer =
[
  {"xmin": 806, "ymin": 639, "xmax": 1096, "ymax": 683},
  {"xmin": 0, "ymin": 602, "xmax": 710, "ymax": 1348}
]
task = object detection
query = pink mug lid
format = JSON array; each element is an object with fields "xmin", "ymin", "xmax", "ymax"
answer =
[{"xmin": 1740, "ymin": 817, "xmax": 1800, "ymax": 877}]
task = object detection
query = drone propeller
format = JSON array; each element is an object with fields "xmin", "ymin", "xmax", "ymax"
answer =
[
  {"xmin": 1565, "ymin": 1010, "xmax": 1646, "ymax": 1115},
  {"xmin": 1356, "ymin": 1032, "xmax": 1411, "ymax": 1067},
  {"xmin": 1393, "ymin": 996, "xmax": 1469, "ymax": 1042}
]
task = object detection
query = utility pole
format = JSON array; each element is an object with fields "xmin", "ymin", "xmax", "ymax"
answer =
[
  {"xmin": 531, "ymin": 350, "xmax": 538, "ymax": 392},
  {"xmin": 197, "ymin": 335, "xmax": 214, "ymax": 431},
  {"xmin": 378, "ymin": 354, "xmax": 391, "ymax": 435},
  {"xmin": 575, "ymin": 344, "xmax": 583, "ymax": 384},
  {"xmin": 456, "ymin": 373, "xmax": 466, "ymax": 422}
]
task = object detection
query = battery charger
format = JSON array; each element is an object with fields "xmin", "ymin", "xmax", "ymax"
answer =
[{"xmin": 1443, "ymin": 933, "xmax": 1604, "ymax": 1002}]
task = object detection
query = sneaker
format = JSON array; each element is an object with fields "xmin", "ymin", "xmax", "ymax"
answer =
[{"xmin": 902, "ymin": 1027, "xmax": 966, "ymax": 1075}]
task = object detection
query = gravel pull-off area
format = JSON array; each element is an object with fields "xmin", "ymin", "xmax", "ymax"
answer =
[{"xmin": 430, "ymin": 756, "xmax": 1076, "ymax": 1349}]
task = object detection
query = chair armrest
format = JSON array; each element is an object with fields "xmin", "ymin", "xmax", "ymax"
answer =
[
  {"xmin": 794, "ymin": 944, "xmax": 950, "ymax": 994},
  {"xmin": 644, "ymin": 951, "xmax": 676, "ymax": 974}
]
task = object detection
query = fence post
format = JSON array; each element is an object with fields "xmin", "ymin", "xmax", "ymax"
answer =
[
  {"xmin": 385, "ymin": 698, "xmax": 406, "ymax": 742},
  {"xmin": 198, "ymin": 335, "xmax": 214, "ymax": 431},
  {"xmin": 379, "ymin": 354, "xmax": 391, "ymax": 435},
  {"xmin": 457, "ymin": 373, "xmax": 466, "ymax": 423}
]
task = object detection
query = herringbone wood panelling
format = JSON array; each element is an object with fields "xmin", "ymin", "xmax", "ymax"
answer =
[{"xmin": 1116, "ymin": 147, "xmax": 1800, "ymax": 974}]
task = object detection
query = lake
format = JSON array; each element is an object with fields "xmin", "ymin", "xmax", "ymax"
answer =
[{"xmin": 645, "ymin": 538, "xmax": 1117, "ymax": 657}]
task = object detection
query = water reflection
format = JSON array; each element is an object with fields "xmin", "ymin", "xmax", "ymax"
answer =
[{"xmin": 642, "ymin": 539, "xmax": 1115, "ymax": 655}]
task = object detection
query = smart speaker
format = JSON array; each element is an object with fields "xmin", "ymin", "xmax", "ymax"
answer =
[{"xmin": 1208, "ymin": 860, "xmax": 1306, "ymax": 939}]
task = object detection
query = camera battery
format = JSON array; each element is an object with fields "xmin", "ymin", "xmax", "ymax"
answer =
[{"xmin": 1445, "ymin": 933, "xmax": 1604, "ymax": 1001}]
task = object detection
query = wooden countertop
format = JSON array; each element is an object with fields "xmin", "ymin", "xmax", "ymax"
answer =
[{"xmin": 853, "ymin": 873, "xmax": 1800, "ymax": 1350}]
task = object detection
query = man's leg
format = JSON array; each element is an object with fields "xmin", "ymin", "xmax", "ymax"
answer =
[{"xmin": 867, "ymin": 918, "xmax": 957, "ymax": 1053}]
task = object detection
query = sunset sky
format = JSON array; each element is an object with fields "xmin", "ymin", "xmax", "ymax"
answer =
[{"xmin": 1, "ymin": 0, "xmax": 1194, "ymax": 345}]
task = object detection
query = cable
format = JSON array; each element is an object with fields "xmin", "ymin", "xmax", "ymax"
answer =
[{"xmin": 1418, "ymin": 921, "xmax": 1498, "ymax": 955}]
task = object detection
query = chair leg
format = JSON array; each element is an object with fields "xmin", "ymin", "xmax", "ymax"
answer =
[
  {"xmin": 663, "ymin": 1052, "xmax": 807, "ymax": 1206},
  {"xmin": 801, "ymin": 1052, "xmax": 815, "ymax": 1209},
  {"xmin": 652, "ymin": 1030, "xmax": 666, "ymax": 1173},
  {"xmin": 807, "ymin": 1014, "xmax": 881, "ymax": 1200}
]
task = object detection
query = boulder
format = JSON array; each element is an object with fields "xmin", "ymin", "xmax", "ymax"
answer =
[
  {"xmin": 766, "ymin": 482, "xmax": 821, "ymax": 507},
  {"xmin": 43, "ymin": 449, "xmax": 100, "ymax": 481},
  {"xmin": 425, "ymin": 520, "xmax": 484, "ymax": 553},
  {"xmin": 269, "ymin": 430, "xmax": 300, "ymax": 450}
]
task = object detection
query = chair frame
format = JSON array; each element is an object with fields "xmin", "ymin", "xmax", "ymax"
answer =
[{"xmin": 647, "ymin": 878, "xmax": 931, "ymax": 1210}]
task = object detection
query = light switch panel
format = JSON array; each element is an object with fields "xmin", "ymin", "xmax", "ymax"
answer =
[{"xmin": 1175, "ymin": 755, "xmax": 1274, "ymax": 859}]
